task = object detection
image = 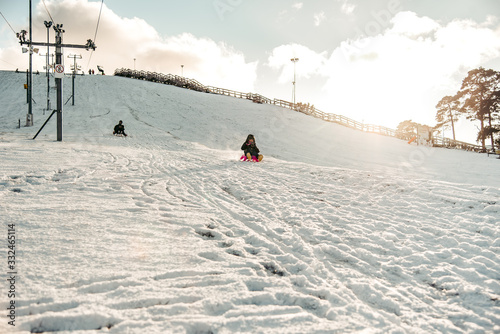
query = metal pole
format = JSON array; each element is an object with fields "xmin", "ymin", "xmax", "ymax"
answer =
[
  {"xmin": 17, "ymin": 23, "xmax": 96, "ymax": 138},
  {"xmin": 26, "ymin": 70, "xmax": 29, "ymax": 103},
  {"xmin": 290, "ymin": 58, "xmax": 299, "ymax": 105},
  {"xmin": 72, "ymin": 55, "xmax": 76, "ymax": 105},
  {"xmin": 44, "ymin": 21, "xmax": 52, "ymax": 113},
  {"xmin": 67, "ymin": 54, "xmax": 81, "ymax": 106},
  {"xmin": 27, "ymin": 0, "xmax": 33, "ymax": 126},
  {"xmin": 72, "ymin": 54, "xmax": 77, "ymax": 75},
  {"xmin": 33, "ymin": 110, "xmax": 56, "ymax": 140},
  {"xmin": 55, "ymin": 25, "xmax": 63, "ymax": 142},
  {"xmin": 47, "ymin": 34, "xmax": 50, "ymax": 110}
]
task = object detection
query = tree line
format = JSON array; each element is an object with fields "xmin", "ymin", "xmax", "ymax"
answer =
[
  {"xmin": 397, "ymin": 67, "xmax": 500, "ymax": 152},
  {"xmin": 436, "ymin": 67, "xmax": 500, "ymax": 152}
]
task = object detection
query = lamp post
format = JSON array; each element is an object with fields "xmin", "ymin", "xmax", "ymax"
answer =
[
  {"xmin": 290, "ymin": 57, "xmax": 299, "ymax": 105},
  {"xmin": 134, "ymin": 58, "xmax": 136, "ymax": 70},
  {"xmin": 27, "ymin": 0, "xmax": 33, "ymax": 126},
  {"xmin": 43, "ymin": 20, "xmax": 52, "ymax": 113},
  {"xmin": 181, "ymin": 64, "xmax": 184, "ymax": 77}
]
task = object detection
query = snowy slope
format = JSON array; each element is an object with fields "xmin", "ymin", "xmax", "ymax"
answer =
[{"xmin": 0, "ymin": 71, "xmax": 499, "ymax": 333}]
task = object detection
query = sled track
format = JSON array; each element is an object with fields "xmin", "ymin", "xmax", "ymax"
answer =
[
  {"xmin": 3, "ymin": 131, "xmax": 499, "ymax": 333},
  {"xmin": 107, "ymin": 132, "xmax": 500, "ymax": 332}
]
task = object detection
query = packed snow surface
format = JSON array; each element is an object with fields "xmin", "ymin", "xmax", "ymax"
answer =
[{"xmin": 0, "ymin": 71, "xmax": 499, "ymax": 333}]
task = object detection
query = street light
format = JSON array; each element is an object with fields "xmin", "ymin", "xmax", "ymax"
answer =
[
  {"xmin": 27, "ymin": 0, "xmax": 33, "ymax": 126},
  {"xmin": 43, "ymin": 20, "xmax": 52, "ymax": 113},
  {"xmin": 181, "ymin": 64, "xmax": 184, "ymax": 77},
  {"xmin": 291, "ymin": 57, "xmax": 299, "ymax": 104}
]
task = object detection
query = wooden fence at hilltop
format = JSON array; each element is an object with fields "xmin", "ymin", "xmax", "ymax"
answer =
[{"xmin": 114, "ymin": 68, "xmax": 483, "ymax": 152}]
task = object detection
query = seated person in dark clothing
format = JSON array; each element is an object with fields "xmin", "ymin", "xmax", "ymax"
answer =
[
  {"xmin": 241, "ymin": 134, "xmax": 263, "ymax": 161},
  {"xmin": 113, "ymin": 120, "xmax": 127, "ymax": 136}
]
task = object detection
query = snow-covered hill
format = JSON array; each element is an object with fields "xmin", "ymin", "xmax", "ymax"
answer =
[{"xmin": 1, "ymin": 71, "xmax": 499, "ymax": 333}]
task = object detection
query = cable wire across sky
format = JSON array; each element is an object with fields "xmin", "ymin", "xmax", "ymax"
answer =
[
  {"xmin": 41, "ymin": 0, "xmax": 55, "ymax": 23},
  {"xmin": 86, "ymin": 0, "xmax": 104, "ymax": 70},
  {"xmin": 0, "ymin": 11, "xmax": 17, "ymax": 36}
]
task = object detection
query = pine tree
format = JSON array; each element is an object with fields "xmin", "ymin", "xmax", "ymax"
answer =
[
  {"xmin": 485, "ymin": 89, "xmax": 500, "ymax": 150},
  {"xmin": 457, "ymin": 67, "xmax": 500, "ymax": 151},
  {"xmin": 435, "ymin": 94, "xmax": 461, "ymax": 141}
]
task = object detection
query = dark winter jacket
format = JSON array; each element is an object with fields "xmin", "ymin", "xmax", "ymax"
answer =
[
  {"xmin": 241, "ymin": 135, "xmax": 260, "ymax": 156},
  {"xmin": 114, "ymin": 123, "xmax": 125, "ymax": 134}
]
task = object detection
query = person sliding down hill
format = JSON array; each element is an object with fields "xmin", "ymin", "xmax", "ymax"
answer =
[
  {"xmin": 113, "ymin": 120, "xmax": 127, "ymax": 137},
  {"xmin": 241, "ymin": 134, "xmax": 263, "ymax": 162}
]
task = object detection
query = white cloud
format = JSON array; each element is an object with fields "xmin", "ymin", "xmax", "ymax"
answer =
[
  {"xmin": 389, "ymin": 11, "xmax": 439, "ymax": 37},
  {"xmin": 314, "ymin": 12, "xmax": 326, "ymax": 27},
  {"xmin": 267, "ymin": 44, "xmax": 327, "ymax": 83},
  {"xmin": 316, "ymin": 11, "xmax": 500, "ymax": 128},
  {"xmin": 1, "ymin": 0, "xmax": 257, "ymax": 92},
  {"xmin": 340, "ymin": 1, "xmax": 356, "ymax": 15},
  {"xmin": 292, "ymin": 3, "xmax": 303, "ymax": 10}
]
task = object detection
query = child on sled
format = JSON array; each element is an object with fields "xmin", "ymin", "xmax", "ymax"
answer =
[
  {"xmin": 241, "ymin": 134, "xmax": 263, "ymax": 162},
  {"xmin": 113, "ymin": 120, "xmax": 127, "ymax": 137}
]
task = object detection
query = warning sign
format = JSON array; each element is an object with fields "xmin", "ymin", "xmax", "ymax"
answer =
[{"xmin": 54, "ymin": 64, "xmax": 64, "ymax": 78}]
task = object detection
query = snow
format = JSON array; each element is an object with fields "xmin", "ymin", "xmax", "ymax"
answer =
[{"xmin": 0, "ymin": 70, "xmax": 499, "ymax": 333}]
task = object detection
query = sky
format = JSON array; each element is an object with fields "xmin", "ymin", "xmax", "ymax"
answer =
[{"xmin": 1, "ymin": 0, "xmax": 500, "ymax": 143}]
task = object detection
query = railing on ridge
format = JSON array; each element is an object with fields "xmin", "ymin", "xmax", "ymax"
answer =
[{"xmin": 113, "ymin": 68, "xmax": 483, "ymax": 152}]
